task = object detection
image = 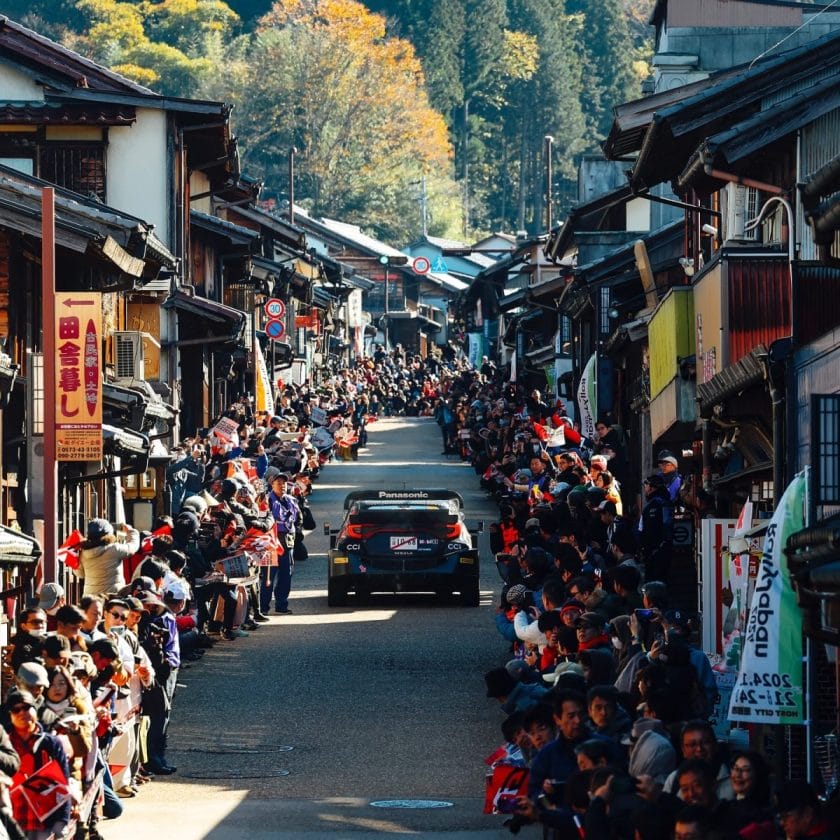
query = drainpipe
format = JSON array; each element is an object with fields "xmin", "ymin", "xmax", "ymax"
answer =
[
  {"xmin": 701, "ymin": 417, "xmax": 713, "ymax": 492},
  {"xmin": 767, "ymin": 338, "xmax": 792, "ymax": 506}
]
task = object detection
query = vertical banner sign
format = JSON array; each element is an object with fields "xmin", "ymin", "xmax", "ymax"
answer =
[
  {"xmin": 55, "ymin": 293, "xmax": 102, "ymax": 462},
  {"xmin": 576, "ymin": 353, "xmax": 597, "ymax": 441},
  {"xmin": 728, "ymin": 472, "xmax": 806, "ymax": 725},
  {"xmin": 254, "ymin": 341, "xmax": 273, "ymax": 414}
]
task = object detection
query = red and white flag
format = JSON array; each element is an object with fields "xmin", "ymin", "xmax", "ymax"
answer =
[{"xmin": 56, "ymin": 529, "xmax": 84, "ymax": 571}]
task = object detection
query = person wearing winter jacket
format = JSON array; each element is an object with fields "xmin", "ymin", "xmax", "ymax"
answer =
[
  {"xmin": 76, "ymin": 519, "xmax": 140, "ymax": 598},
  {"xmin": 5, "ymin": 687, "xmax": 71, "ymax": 839}
]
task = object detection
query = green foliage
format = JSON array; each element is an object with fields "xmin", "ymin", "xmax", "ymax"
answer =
[
  {"xmin": 216, "ymin": 1, "xmax": 461, "ymax": 244},
  {"xmin": 9, "ymin": 0, "xmax": 649, "ymax": 243}
]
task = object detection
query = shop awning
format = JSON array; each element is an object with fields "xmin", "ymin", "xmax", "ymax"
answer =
[
  {"xmin": 0, "ymin": 525, "xmax": 41, "ymax": 567},
  {"xmin": 0, "ymin": 163, "xmax": 175, "ymax": 287},
  {"xmin": 162, "ymin": 289, "xmax": 246, "ymax": 344},
  {"xmin": 697, "ymin": 346, "xmax": 767, "ymax": 416}
]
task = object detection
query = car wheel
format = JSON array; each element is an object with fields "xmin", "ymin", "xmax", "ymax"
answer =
[
  {"xmin": 460, "ymin": 579, "xmax": 480, "ymax": 607},
  {"xmin": 327, "ymin": 579, "xmax": 348, "ymax": 607}
]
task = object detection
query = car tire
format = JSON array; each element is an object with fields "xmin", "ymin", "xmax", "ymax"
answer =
[
  {"xmin": 460, "ymin": 579, "xmax": 480, "ymax": 607},
  {"xmin": 327, "ymin": 579, "xmax": 348, "ymax": 607}
]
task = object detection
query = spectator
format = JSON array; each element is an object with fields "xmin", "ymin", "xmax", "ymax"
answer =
[
  {"xmin": 263, "ymin": 474, "xmax": 299, "ymax": 615},
  {"xmin": 4, "ymin": 687, "xmax": 71, "ymax": 840},
  {"xmin": 716, "ymin": 750, "xmax": 773, "ymax": 834},
  {"xmin": 663, "ymin": 720, "xmax": 733, "ymax": 800},
  {"xmin": 639, "ymin": 476, "xmax": 673, "ymax": 584},
  {"xmin": 36, "ymin": 584, "xmax": 66, "ymax": 631},
  {"xmin": 775, "ymin": 780, "xmax": 836, "ymax": 840},
  {"xmin": 7, "ymin": 610, "xmax": 47, "ymax": 672},
  {"xmin": 527, "ymin": 690, "xmax": 614, "ymax": 799},
  {"xmin": 484, "ymin": 667, "xmax": 547, "ymax": 714},
  {"xmin": 77, "ymin": 519, "xmax": 140, "ymax": 597}
]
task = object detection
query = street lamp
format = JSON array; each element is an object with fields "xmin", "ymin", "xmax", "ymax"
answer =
[
  {"xmin": 377, "ymin": 254, "xmax": 408, "ymax": 350},
  {"xmin": 378, "ymin": 254, "xmax": 390, "ymax": 349}
]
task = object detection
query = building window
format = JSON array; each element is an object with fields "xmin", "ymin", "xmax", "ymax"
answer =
[
  {"xmin": 812, "ymin": 394, "xmax": 840, "ymax": 505},
  {"xmin": 600, "ymin": 287, "xmax": 611, "ymax": 336},
  {"xmin": 39, "ymin": 144, "xmax": 106, "ymax": 201},
  {"xmin": 560, "ymin": 316, "xmax": 572, "ymax": 356}
]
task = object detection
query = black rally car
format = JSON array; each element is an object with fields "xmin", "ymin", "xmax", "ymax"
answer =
[{"xmin": 324, "ymin": 489, "xmax": 482, "ymax": 606}]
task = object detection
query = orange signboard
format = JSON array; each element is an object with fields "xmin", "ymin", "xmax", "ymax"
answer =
[{"xmin": 55, "ymin": 293, "xmax": 102, "ymax": 462}]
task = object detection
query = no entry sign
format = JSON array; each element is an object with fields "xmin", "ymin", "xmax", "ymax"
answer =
[{"xmin": 265, "ymin": 318, "xmax": 286, "ymax": 339}]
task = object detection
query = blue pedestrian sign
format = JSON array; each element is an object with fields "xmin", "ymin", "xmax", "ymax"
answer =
[
  {"xmin": 265, "ymin": 318, "xmax": 285, "ymax": 339},
  {"xmin": 432, "ymin": 256, "xmax": 449, "ymax": 273}
]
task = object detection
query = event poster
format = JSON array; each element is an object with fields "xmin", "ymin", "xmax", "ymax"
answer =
[{"xmin": 728, "ymin": 473, "xmax": 806, "ymax": 725}]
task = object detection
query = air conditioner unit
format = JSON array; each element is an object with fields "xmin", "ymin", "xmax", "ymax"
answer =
[
  {"xmin": 723, "ymin": 183, "xmax": 760, "ymax": 242},
  {"xmin": 114, "ymin": 331, "xmax": 147, "ymax": 381}
]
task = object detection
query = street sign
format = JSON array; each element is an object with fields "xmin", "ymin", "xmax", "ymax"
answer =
[
  {"xmin": 264, "ymin": 298, "xmax": 286, "ymax": 319},
  {"xmin": 432, "ymin": 256, "xmax": 449, "ymax": 273},
  {"xmin": 55, "ymin": 292, "xmax": 102, "ymax": 462},
  {"xmin": 265, "ymin": 318, "xmax": 285, "ymax": 339},
  {"xmin": 412, "ymin": 256, "xmax": 431, "ymax": 275}
]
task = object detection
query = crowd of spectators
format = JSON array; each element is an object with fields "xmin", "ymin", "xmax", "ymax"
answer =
[
  {"xmin": 444, "ymin": 375, "xmax": 840, "ymax": 838},
  {"xmin": 0, "ymin": 345, "xmax": 469, "ymax": 840}
]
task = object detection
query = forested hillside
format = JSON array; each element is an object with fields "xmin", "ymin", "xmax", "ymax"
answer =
[{"xmin": 0, "ymin": 0, "xmax": 655, "ymax": 244}]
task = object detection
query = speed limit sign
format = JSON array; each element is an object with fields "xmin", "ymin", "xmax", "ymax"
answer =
[
  {"xmin": 264, "ymin": 298, "xmax": 286, "ymax": 319},
  {"xmin": 412, "ymin": 256, "xmax": 431, "ymax": 275}
]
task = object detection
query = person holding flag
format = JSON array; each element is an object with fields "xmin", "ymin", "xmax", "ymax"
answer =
[{"xmin": 5, "ymin": 687, "xmax": 71, "ymax": 839}]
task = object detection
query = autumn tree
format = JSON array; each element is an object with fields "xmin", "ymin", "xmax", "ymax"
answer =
[{"xmin": 220, "ymin": 0, "xmax": 459, "ymax": 243}]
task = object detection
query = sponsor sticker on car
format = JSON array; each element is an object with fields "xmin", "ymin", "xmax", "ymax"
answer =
[{"xmin": 390, "ymin": 535, "xmax": 418, "ymax": 551}]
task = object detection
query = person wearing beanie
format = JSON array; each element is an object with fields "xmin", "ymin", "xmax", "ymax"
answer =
[{"xmin": 77, "ymin": 518, "xmax": 140, "ymax": 598}]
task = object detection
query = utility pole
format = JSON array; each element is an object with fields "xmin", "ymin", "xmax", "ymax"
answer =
[
  {"xmin": 545, "ymin": 135, "xmax": 555, "ymax": 231},
  {"xmin": 421, "ymin": 175, "xmax": 428, "ymax": 237},
  {"xmin": 288, "ymin": 146, "xmax": 298, "ymax": 225},
  {"xmin": 463, "ymin": 99, "xmax": 470, "ymax": 239}
]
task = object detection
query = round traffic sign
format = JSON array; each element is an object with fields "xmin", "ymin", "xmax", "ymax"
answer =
[
  {"xmin": 412, "ymin": 256, "xmax": 431, "ymax": 275},
  {"xmin": 265, "ymin": 318, "xmax": 285, "ymax": 339},
  {"xmin": 264, "ymin": 298, "xmax": 286, "ymax": 319}
]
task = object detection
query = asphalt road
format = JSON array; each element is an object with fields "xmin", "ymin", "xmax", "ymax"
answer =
[{"xmin": 106, "ymin": 417, "xmax": 511, "ymax": 839}]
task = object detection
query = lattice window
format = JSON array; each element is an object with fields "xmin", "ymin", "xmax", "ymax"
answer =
[
  {"xmin": 812, "ymin": 393, "xmax": 840, "ymax": 505},
  {"xmin": 39, "ymin": 144, "xmax": 106, "ymax": 201}
]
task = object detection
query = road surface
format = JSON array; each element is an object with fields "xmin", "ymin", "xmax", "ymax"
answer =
[{"xmin": 105, "ymin": 417, "xmax": 510, "ymax": 839}]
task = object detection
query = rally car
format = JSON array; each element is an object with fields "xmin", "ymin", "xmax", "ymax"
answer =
[{"xmin": 324, "ymin": 489, "xmax": 482, "ymax": 607}]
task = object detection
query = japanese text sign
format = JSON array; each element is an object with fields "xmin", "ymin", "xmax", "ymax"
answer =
[{"xmin": 55, "ymin": 293, "xmax": 102, "ymax": 462}]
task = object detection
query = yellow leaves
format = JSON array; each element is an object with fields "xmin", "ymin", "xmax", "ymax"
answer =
[
  {"xmin": 503, "ymin": 30, "xmax": 539, "ymax": 82},
  {"xmin": 77, "ymin": 0, "xmax": 147, "ymax": 52},
  {"xmin": 259, "ymin": 0, "xmax": 385, "ymax": 46},
  {"xmin": 111, "ymin": 62, "xmax": 160, "ymax": 85}
]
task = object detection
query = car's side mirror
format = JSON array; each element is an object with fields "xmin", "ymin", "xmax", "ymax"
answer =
[{"xmin": 323, "ymin": 522, "xmax": 331, "ymax": 535}]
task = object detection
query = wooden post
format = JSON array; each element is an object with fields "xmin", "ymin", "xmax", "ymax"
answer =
[{"xmin": 41, "ymin": 188, "xmax": 57, "ymax": 584}]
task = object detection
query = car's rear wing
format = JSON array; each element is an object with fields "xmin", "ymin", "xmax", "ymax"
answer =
[{"xmin": 342, "ymin": 489, "xmax": 464, "ymax": 510}]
